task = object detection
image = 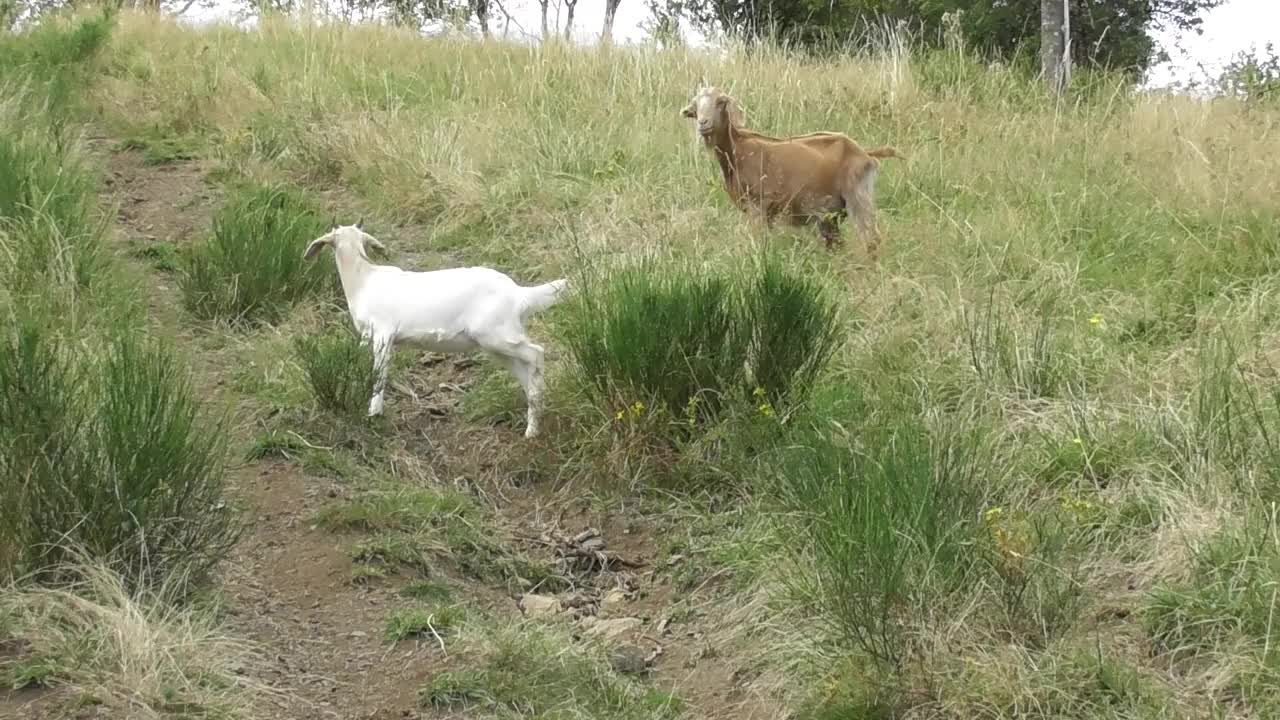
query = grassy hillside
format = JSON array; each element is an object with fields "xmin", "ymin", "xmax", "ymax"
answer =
[{"xmin": 3, "ymin": 8, "xmax": 1280, "ymax": 720}]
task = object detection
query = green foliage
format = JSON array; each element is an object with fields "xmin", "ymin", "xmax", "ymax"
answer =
[
  {"xmin": 1216, "ymin": 42, "xmax": 1280, "ymax": 102},
  {"xmin": 0, "ymin": 116, "xmax": 104, "ymax": 293},
  {"xmin": 773, "ymin": 392, "xmax": 994, "ymax": 671},
  {"xmin": 668, "ymin": 0, "xmax": 1219, "ymax": 77},
  {"xmin": 962, "ymin": 288, "xmax": 1072, "ymax": 399},
  {"xmin": 384, "ymin": 605, "xmax": 465, "ymax": 642},
  {"xmin": 741, "ymin": 256, "xmax": 843, "ymax": 407},
  {"xmin": 180, "ymin": 183, "xmax": 333, "ymax": 324},
  {"xmin": 0, "ymin": 316, "xmax": 238, "ymax": 592},
  {"xmin": 293, "ymin": 323, "xmax": 379, "ymax": 418},
  {"xmin": 563, "ymin": 253, "xmax": 842, "ymax": 428},
  {"xmin": 0, "ymin": 10, "xmax": 113, "ymax": 126},
  {"xmin": 420, "ymin": 621, "xmax": 684, "ymax": 719}
]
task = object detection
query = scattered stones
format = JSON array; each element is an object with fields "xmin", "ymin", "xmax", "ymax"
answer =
[
  {"xmin": 583, "ymin": 617, "xmax": 642, "ymax": 641},
  {"xmin": 518, "ymin": 593, "xmax": 561, "ymax": 618}
]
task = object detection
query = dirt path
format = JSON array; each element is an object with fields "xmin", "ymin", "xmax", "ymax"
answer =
[{"xmin": 83, "ymin": 135, "xmax": 774, "ymax": 720}]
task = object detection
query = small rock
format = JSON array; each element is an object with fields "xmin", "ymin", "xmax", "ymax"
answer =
[
  {"xmin": 598, "ymin": 589, "xmax": 629, "ymax": 617},
  {"xmin": 349, "ymin": 631, "xmax": 367, "ymax": 638},
  {"xmin": 584, "ymin": 617, "xmax": 642, "ymax": 641},
  {"xmin": 519, "ymin": 593, "xmax": 560, "ymax": 617},
  {"xmin": 609, "ymin": 644, "xmax": 651, "ymax": 674}
]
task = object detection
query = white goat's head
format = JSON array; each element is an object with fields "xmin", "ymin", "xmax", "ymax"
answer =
[
  {"xmin": 303, "ymin": 219, "xmax": 387, "ymax": 261},
  {"xmin": 680, "ymin": 85, "xmax": 733, "ymax": 145}
]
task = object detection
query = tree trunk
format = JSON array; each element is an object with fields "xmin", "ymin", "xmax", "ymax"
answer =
[
  {"xmin": 602, "ymin": 0, "xmax": 621, "ymax": 44},
  {"xmin": 539, "ymin": 0, "xmax": 549, "ymax": 39},
  {"xmin": 562, "ymin": 0, "xmax": 578, "ymax": 41},
  {"xmin": 1040, "ymin": 0, "xmax": 1070, "ymax": 96},
  {"xmin": 471, "ymin": 0, "xmax": 490, "ymax": 37}
]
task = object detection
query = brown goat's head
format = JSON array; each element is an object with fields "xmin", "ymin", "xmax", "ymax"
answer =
[{"xmin": 681, "ymin": 86, "xmax": 733, "ymax": 145}]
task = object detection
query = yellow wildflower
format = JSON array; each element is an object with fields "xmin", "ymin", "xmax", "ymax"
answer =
[{"xmin": 1089, "ymin": 313, "xmax": 1105, "ymax": 328}]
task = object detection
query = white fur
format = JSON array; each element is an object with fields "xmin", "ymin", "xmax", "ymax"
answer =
[{"xmin": 304, "ymin": 224, "xmax": 568, "ymax": 438}]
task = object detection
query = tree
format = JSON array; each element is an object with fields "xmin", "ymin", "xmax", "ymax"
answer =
[
  {"xmin": 1216, "ymin": 43, "xmax": 1280, "ymax": 102},
  {"xmin": 562, "ymin": 0, "xmax": 577, "ymax": 40},
  {"xmin": 539, "ymin": 0, "xmax": 549, "ymax": 37},
  {"xmin": 660, "ymin": 0, "xmax": 1224, "ymax": 79},
  {"xmin": 602, "ymin": 0, "xmax": 622, "ymax": 43},
  {"xmin": 470, "ymin": 0, "xmax": 489, "ymax": 36},
  {"xmin": 1041, "ymin": 0, "xmax": 1068, "ymax": 94}
]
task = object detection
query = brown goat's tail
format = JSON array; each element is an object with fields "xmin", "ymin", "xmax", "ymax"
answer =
[{"xmin": 867, "ymin": 146, "xmax": 902, "ymax": 160}]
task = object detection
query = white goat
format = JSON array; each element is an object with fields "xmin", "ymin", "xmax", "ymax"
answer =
[{"xmin": 303, "ymin": 223, "xmax": 568, "ymax": 438}]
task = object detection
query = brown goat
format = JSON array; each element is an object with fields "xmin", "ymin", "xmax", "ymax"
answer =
[{"xmin": 681, "ymin": 85, "xmax": 898, "ymax": 259}]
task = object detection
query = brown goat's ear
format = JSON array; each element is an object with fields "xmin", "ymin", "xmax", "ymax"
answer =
[
  {"xmin": 714, "ymin": 93, "xmax": 731, "ymax": 108},
  {"xmin": 303, "ymin": 236, "xmax": 331, "ymax": 260}
]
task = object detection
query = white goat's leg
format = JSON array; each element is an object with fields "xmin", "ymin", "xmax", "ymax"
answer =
[
  {"xmin": 516, "ymin": 342, "xmax": 546, "ymax": 439},
  {"xmin": 486, "ymin": 337, "xmax": 546, "ymax": 438},
  {"xmin": 496, "ymin": 353, "xmax": 536, "ymax": 436},
  {"xmin": 368, "ymin": 334, "xmax": 395, "ymax": 417}
]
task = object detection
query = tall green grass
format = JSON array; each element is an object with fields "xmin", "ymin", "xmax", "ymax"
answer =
[
  {"xmin": 293, "ymin": 321, "xmax": 380, "ymax": 417},
  {"xmin": 773, "ymin": 393, "xmax": 994, "ymax": 671},
  {"xmin": 181, "ymin": 183, "xmax": 334, "ymax": 324},
  {"xmin": 0, "ymin": 124, "xmax": 106, "ymax": 293},
  {"xmin": 0, "ymin": 315, "xmax": 238, "ymax": 591},
  {"xmin": 563, "ymin": 253, "xmax": 842, "ymax": 428}
]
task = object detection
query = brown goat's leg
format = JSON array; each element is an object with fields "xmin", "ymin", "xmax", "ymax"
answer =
[
  {"xmin": 846, "ymin": 190, "xmax": 880, "ymax": 263},
  {"xmin": 818, "ymin": 216, "xmax": 843, "ymax": 250}
]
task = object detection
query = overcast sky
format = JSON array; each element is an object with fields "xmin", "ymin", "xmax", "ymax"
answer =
[{"xmin": 188, "ymin": 0, "xmax": 1278, "ymax": 88}]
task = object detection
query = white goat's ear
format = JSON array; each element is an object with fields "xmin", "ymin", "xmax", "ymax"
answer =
[
  {"xmin": 681, "ymin": 103, "xmax": 696, "ymax": 118},
  {"xmin": 363, "ymin": 235, "xmax": 387, "ymax": 255},
  {"xmin": 303, "ymin": 236, "xmax": 332, "ymax": 260}
]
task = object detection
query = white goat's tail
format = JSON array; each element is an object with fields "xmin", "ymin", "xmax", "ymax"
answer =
[{"xmin": 519, "ymin": 279, "xmax": 570, "ymax": 317}]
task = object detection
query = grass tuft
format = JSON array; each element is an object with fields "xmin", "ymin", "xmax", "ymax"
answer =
[
  {"xmin": 180, "ymin": 182, "xmax": 332, "ymax": 324},
  {"xmin": 0, "ymin": 314, "xmax": 238, "ymax": 592},
  {"xmin": 293, "ymin": 321, "xmax": 380, "ymax": 418}
]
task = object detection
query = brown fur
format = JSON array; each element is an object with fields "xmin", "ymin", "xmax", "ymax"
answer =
[{"xmin": 682, "ymin": 87, "xmax": 899, "ymax": 259}]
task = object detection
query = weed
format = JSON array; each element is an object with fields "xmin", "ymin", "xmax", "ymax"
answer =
[
  {"xmin": 0, "ymin": 559, "xmax": 264, "ymax": 716},
  {"xmin": 294, "ymin": 321, "xmax": 380, "ymax": 418},
  {"xmin": 384, "ymin": 605, "xmax": 465, "ymax": 642},
  {"xmin": 0, "ymin": 317, "xmax": 238, "ymax": 592},
  {"xmin": 419, "ymin": 620, "xmax": 682, "ymax": 718},
  {"xmin": 563, "ymin": 252, "xmax": 843, "ymax": 432},
  {"xmin": 774, "ymin": 391, "xmax": 995, "ymax": 671},
  {"xmin": 180, "ymin": 182, "xmax": 332, "ymax": 324}
]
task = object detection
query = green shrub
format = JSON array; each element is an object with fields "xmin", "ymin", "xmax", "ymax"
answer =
[
  {"xmin": 740, "ymin": 256, "xmax": 843, "ymax": 406},
  {"xmin": 564, "ymin": 257, "xmax": 742, "ymax": 423},
  {"xmin": 419, "ymin": 621, "xmax": 683, "ymax": 718},
  {"xmin": 293, "ymin": 322, "xmax": 379, "ymax": 417},
  {"xmin": 0, "ymin": 11, "xmax": 113, "ymax": 128},
  {"xmin": 962, "ymin": 287, "xmax": 1070, "ymax": 399},
  {"xmin": 774, "ymin": 391, "xmax": 993, "ymax": 671},
  {"xmin": 0, "ymin": 315, "xmax": 238, "ymax": 592},
  {"xmin": 180, "ymin": 183, "xmax": 332, "ymax": 324},
  {"xmin": 0, "ymin": 120, "xmax": 104, "ymax": 292},
  {"xmin": 563, "ymin": 252, "xmax": 842, "ymax": 428}
]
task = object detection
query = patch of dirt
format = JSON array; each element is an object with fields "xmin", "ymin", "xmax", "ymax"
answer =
[{"xmin": 220, "ymin": 461, "xmax": 442, "ymax": 719}]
